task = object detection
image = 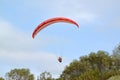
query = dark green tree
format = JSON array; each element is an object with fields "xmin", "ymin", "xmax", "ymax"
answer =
[
  {"xmin": 0, "ymin": 77, "xmax": 4, "ymax": 80},
  {"xmin": 108, "ymin": 75, "xmax": 120, "ymax": 80},
  {"xmin": 112, "ymin": 43, "xmax": 120, "ymax": 71},
  {"xmin": 37, "ymin": 71, "xmax": 53, "ymax": 80},
  {"xmin": 5, "ymin": 68, "xmax": 34, "ymax": 80},
  {"xmin": 59, "ymin": 50, "xmax": 120, "ymax": 80},
  {"xmin": 113, "ymin": 43, "xmax": 120, "ymax": 56}
]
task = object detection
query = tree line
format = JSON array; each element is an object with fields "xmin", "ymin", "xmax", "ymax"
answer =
[{"xmin": 0, "ymin": 43, "xmax": 120, "ymax": 80}]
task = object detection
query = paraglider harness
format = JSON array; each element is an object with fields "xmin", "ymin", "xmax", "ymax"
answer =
[{"xmin": 58, "ymin": 57, "xmax": 62, "ymax": 63}]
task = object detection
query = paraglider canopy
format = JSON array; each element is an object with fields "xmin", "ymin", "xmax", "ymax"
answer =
[{"xmin": 32, "ymin": 17, "xmax": 79, "ymax": 38}]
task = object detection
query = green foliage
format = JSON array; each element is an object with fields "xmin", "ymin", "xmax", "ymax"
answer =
[
  {"xmin": 29, "ymin": 74, "xmax": 34, "ymax": 80},
  {"xmin": 59, "ymin": 50, "xmax": 120, "ymax": 80},
  {"xmin": 113, "ymin": 43, "xmax": 120, "ymax": 56},
  {"xmin": 5, "ymin": 68, "xmax": 34, "ymax": 80},
  {"xmin": 37, "ymin": 71, "xmax": 53, "ymax": 80},
  {"xmin": 78, "ymin": 69, "xmax": 101, "ymax": 80},
  {"xmin": 0, "ymin": 77, "xmax": 4, "ymax": 80},
  {"xmin": 108, "ymin": 75, "xmax": 120, "ymax": 80}
]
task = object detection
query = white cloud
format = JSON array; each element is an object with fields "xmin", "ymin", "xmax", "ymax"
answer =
[
  {"xmin": 113, "ymin": 17, "xmax": 120, "ymax": 28},
  {"xmin": 0, "ymin": 19, "xmax": 59, "ymax": 51},
  {"xmin": 26, "ymin": 0, "xmax": 120, "ymax": 24},
  {"xmin": 23, "ymin": 0, "xmax": 98, "ymax": 23},
  {"xmin": 0, "ymin": 19, "xmax": 31, "ymax": 51},
  {"xmin": 2, "ymin": 0, "xmax": 120, "ymax": 25},
  {"xmin": 24, "ymin": 0, "xmax": 120, "ymax": 26},
  {"xmin": 0, "ymin": 50, "xmax": 54, "ymax": 62}
]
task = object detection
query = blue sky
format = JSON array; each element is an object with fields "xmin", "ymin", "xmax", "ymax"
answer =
[{"xmin": 0, "ymin": 0, "xmax": 120, "ymax": 79}]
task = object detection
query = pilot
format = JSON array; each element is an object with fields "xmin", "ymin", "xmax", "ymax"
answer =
[{"xmin": 58, "ymin": 57, "xmax": 62, "ymax": 63}]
